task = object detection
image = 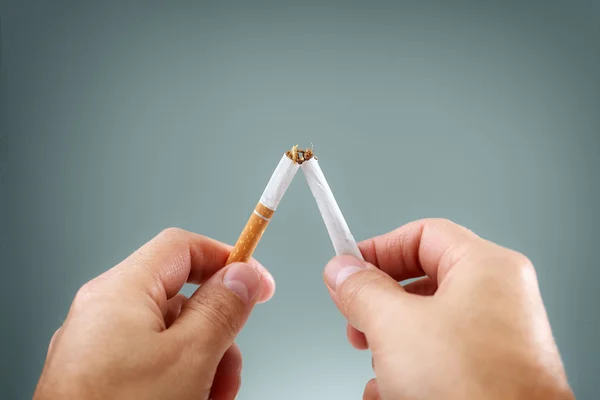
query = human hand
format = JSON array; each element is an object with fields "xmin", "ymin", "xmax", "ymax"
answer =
[
  {"xmin": 324, "ymin": 219, "xmax": 574, "ymax": 400},
  {"xmin": 34, "ymin": 228, "xmax": 275, "ymax": 400}
]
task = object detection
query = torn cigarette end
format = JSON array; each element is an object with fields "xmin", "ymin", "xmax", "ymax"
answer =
[
  {"xmin": 286, "ymin": 144, "xmax": 315, "ymax": 165},
  {"xmin": 226, "ymin": 152, "xmax": 299, "ymax": 264}
]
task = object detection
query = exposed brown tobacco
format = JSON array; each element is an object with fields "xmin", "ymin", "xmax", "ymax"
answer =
[{"xmin": 285, "ymin": 145, "xmax": 315, "ymax": 165}]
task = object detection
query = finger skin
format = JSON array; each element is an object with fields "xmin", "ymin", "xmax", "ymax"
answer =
[
  {"xmin": 326, "ymin": 219, "xmax": 574, "ymax": 400},
  {"xmin": 363, "ymin": 378, "xmax": 379, "ymax": 400},
  {"xmin": 88, "ymin": 228, "xmax": 275, "ymax": 322},
  {"xmin": 344, "ymin": 281, "xmax": 436, "ymax": 353},
  {"xmin": 164, "ymin": 294, "xmax": 188, "ymax": 328},
  {"xmin": 34, "ymin": 230, "xmax": 271, "ymax": 400},
  {"xmin": 170, "ymin": 262, "xmax": 262, "ymax": 360},
  {"xmin": 325, "ymin": 219, "xmax": 528, "ymax": 334},
  {"xmin": 46, "ymin": 327, "xmax": 62, "ymax": 359},
  {"xmin": 209, "ymin": 343, "xmax": 242, "ymax": 400},
  {"xmin": 347, "ymin": 323, "xmax": 368, "ymax": 350},
  {"xmin": 358, "ymin": 218, "xmax": 479, "ymax": 285},
  {"xmin": 403, "ymin": 277, "xmax": 438, "ymax": 296},
  {"xmin": 324, "ymin": 255, "xmax": 413, "ymax": 333}
]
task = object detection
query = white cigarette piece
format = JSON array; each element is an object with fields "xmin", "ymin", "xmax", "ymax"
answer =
[
  {"xmin": 227, "ymin": 154, "xmax": 299, "ymax": 264},
  {"xmin": 259, "ymin": 154, "xmax": 299, "ymax": 211},
  {"xmin": 301, "ymin": 157, "xmax": 364, "ymax": 260}
]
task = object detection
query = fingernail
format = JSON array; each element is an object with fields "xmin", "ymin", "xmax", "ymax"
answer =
[
  {"xmin": 257, "ymin": 269, "xmax": 276, "ymax": 304},
  {"xmin": 223, "ymin": 263, "xmax": 260, "ymax": 304},
  {"xmin": 324, "ymin": 255, "xmax": 366, "ymax": 290}
]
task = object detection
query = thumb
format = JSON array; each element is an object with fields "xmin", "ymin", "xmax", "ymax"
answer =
[
  {"xmin": 172, "ymin": 262, "xmax": 262, "ymax": 359},
  {"xmin": 324, "ymin": 255, "xmax": 409, "ymax": 334}
]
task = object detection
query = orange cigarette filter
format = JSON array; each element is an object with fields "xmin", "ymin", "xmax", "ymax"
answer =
[
  {"xmin": 226, "ymin": 146, "xmax": 313, "ymax": 264},
  {"xmin": 226, "ymin": 202, "xmax": 275, "ymax": 264}
]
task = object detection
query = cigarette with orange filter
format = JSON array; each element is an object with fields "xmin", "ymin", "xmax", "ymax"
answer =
[{"xmin": 226, "ymin": 146, "xmax": 311, "ymax": 264}]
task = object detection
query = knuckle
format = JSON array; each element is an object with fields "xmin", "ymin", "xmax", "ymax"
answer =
[
  {"xmin": 426, "ymin": 217, "xmax": 459, "ymax": 230},
  {"xmin": 425, "ymin": 218, "xmax": 474, "ymax": 236},
  {"xmin": 47, "ymin": 327, "xmax": 62, "ymax": 355},
  {"xmin": 158, "ymin": 227, "xmax": 186, "ymax": 241},
  {"xmin": 509, "ymin": 251, "xmax": 535, "ymax": 274},
  {"xmin": 430, "ymin": 217, "xmax": 456, "ymax": 226},
  {"xmin": 73, "ymin": 280, "xmax": 97, "ymax": 307},
  {"xmin": 188, "ymin": 290, "xmax": 241, "ymax": 336},
  {"xmin": 49, "ymin": 327, "xmax": 62, "ymax": 345}
]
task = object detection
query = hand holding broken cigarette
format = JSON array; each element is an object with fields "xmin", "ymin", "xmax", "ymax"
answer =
[
  {"xmin": 324, "ymin": 219, "xmax": 574, "ymax": 400},
  {"xmin": 35, "ymin": 229, "xmax": 276, "ymax": 400},
  {"xmin": 34, "ymin": 147, "xmax": 573, "ymax": 400},
  {"xmin": 226, "ymin": 145, "xmax": 571, "ymax": 400}
]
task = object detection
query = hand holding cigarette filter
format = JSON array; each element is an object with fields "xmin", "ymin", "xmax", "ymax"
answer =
[{"xmin": 226, "ymin": 145, "xmax": 363, "ymax": 265}]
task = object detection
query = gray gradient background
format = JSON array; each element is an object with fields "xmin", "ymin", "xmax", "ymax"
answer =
[{"xmin": 1, "ymin": 1, "xmax": 599, "ymax": 398}]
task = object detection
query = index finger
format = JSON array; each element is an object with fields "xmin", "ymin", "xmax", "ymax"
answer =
[
  {"xmin": 358, "ymin": 218, "xmax": 482, "ymax": 284},
  {"xmin": 109, "ymin": 228, "xmax": 275, "ymax": 312}
]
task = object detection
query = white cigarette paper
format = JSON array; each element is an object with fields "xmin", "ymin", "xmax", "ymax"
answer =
[
  {"xmin": 260, "ymin": 155, "xmax": 299, "ymax": 210},
  {"xmin": 301, "ymin": 158, "xmax": 364, "ymax": 259}
]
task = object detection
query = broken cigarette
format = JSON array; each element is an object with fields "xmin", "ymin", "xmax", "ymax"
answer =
[
  {"xmin": 226, "ymin": 153, "xmax": 299, "ymax": 264},
  {"xmin": 299, "ymin": 149, "xmax": 364, "ymax": 260},
  {"xmin": 227, "ymin": 145, "xmax": 362, "ymax": 264}
]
